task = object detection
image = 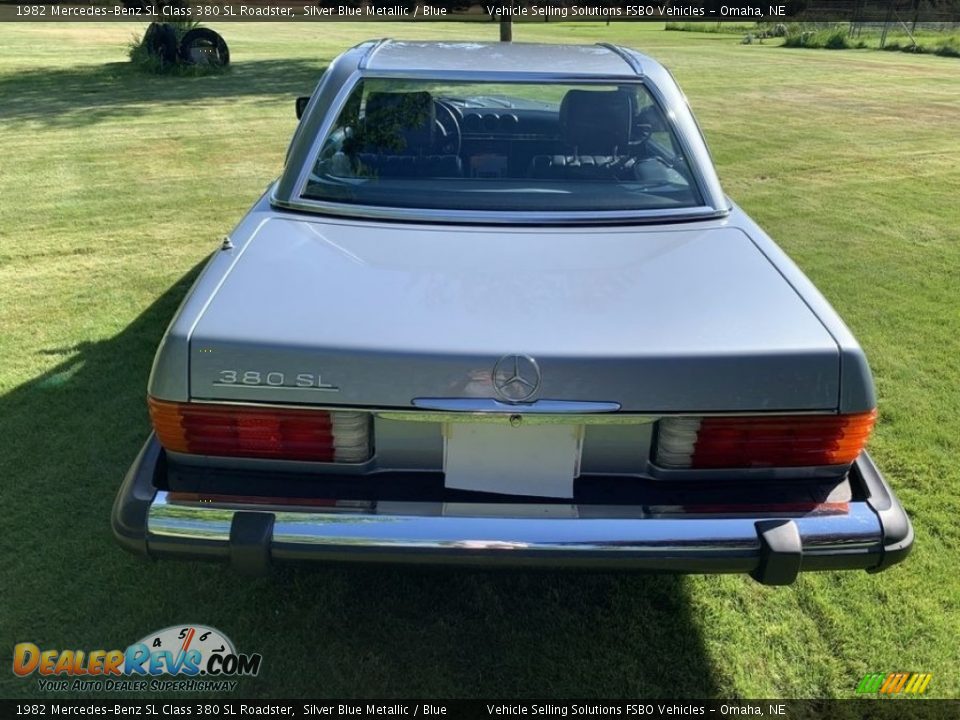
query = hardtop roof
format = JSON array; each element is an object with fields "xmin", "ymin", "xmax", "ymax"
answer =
[{"xmin": 360, "ymin": 40, "xmax": 648, "ymax": 77}]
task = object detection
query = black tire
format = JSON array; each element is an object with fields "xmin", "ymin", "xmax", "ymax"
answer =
[
  {"xmin": 178, "ymin": 28, "xmax": 230, "ymax": 68},
  {"xmin": 143, "ymin": 23, "xmax": 177, "ymax": 66}
]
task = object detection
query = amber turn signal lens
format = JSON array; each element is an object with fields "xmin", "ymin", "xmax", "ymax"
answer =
[
  {"xmin": 148, "ymin": 397, "xmax": 371, "ymax": 463},
  {"xmin": 656, "ymin": 409, "xmax": 877, "ymax": 469}
]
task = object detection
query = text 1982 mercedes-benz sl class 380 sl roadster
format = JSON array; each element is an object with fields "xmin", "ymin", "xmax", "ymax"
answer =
[{"xmin": 113, "ymin": 40, "xmax": 912, "ymax": 585}]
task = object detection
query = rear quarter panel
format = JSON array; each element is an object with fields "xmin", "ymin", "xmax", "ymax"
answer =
[{"xmin": 731, "ymin": 204, "xmax": 877, "ymax": 413}]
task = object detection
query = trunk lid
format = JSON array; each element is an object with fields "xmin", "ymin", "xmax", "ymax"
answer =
[{"xmin": 188, "ymin": 217, "xmax": 839, "ymax": 412}]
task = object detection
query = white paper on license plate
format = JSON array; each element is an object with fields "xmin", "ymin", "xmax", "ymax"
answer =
[{"xmin": 443, "ymin": 422, "xmax": 582, "ymax": 498}]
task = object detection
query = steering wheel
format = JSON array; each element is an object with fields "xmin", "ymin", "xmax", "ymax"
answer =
[
  {"xmin": 433, "ymin": 100, "xmax": 462, "ymax": 156},
  {"xmin": 633, "ymin": 106, "xmax": 667, "ymax": 146}
]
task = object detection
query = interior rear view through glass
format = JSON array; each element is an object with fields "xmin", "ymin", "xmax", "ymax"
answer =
[{"xmin": 303, "ymin": 79, "xmax": 702, "ymax": 212}]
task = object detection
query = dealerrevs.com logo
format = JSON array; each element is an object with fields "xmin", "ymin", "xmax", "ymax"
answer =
[{"xmin": 13, "ymin": 625, "xmax": 262, "ymax": 693}]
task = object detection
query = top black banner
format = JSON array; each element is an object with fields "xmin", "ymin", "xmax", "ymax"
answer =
[{"xmin": 1, "ymin": 0, "xmax": 959, "ymax": 23}]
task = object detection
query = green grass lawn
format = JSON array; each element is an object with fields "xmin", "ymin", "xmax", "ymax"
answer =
[
  {"xmin": 1, "ymin": 21, "xmax": 958, "ymax": 700},
  {"xmin": 668, "ymin": 21, "xmax": 960, "ymax": 56}
]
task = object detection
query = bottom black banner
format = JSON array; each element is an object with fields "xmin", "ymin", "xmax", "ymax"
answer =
[{"xmin": 2, "ymin": 700, "xmax": 959, "ymax": 720}]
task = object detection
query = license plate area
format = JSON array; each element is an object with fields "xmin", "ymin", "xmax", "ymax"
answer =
[{"xmin": 442, "ymin": 422, "xmax": 583, "ymax": 498}]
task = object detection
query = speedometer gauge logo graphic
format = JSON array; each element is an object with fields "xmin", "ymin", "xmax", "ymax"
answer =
[
  {"xmin": 136, "ymin": 625, "xmax": 236, "ymax": 669},
  {"xmin": 127, "ymin": 624, "xmax": 260, "ymax": 677}
]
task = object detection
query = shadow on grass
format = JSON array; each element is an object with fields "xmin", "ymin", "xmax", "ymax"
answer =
[
  {"xmin": 0, "ymin": 59, "xmax": 326, "ymax": 127},
  {"xmin": 0, "ymin": 267, "xmax": 721, "ymax": 699}
]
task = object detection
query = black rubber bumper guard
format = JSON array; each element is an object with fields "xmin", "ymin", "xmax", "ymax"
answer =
[{"xmin": 112, "ymin": 435, "xmax": 913, "ymax": 585}]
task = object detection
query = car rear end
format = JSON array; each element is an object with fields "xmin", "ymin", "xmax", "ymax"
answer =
[
  {"xmin": 113, "ymin": 42, "xmax": 911, "ymax": 585},
  {"xmin": 115, "ymin": 395, "xmax": 910, "ymax": 585},
  {"xmin": 113, "ymin": 212, "xmax": 912, "ymax": 585}
]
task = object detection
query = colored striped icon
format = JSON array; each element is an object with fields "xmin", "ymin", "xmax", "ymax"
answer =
[{"xmin": 856, "ymin": 671, "xmax": 932, "ymax": 694}]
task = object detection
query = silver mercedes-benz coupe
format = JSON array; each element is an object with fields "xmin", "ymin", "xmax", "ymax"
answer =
[{"xmin": 113, "ymin": 40, "xmax": 912, "ymax": 585}]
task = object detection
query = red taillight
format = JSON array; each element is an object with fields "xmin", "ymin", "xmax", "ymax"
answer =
[
  {"xmin": 656, "ymin": 410, "xmax": 877, "ymax": 469},
  {"xmin": 149, "ymin": 398, "xmax": 371, "ymax": 463}
]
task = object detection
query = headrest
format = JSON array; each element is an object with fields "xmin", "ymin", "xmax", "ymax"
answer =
[
  {"xmin": 560, "ymin": 89, "xmax": 633, "ymax": 155},
  {"xmin": 362, "ymin": 91, "xmax": 436, "ymax": 155}
]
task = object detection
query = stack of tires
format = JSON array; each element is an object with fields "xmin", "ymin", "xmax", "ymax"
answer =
[{"xmin": 142, "ymin": 23, "xmax": 230, "ymax": 69}]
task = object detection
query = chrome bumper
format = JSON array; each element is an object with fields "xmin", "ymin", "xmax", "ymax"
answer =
[{"xmin": 113, "ymin": 435, "xmax": 913, "ymax": 585}]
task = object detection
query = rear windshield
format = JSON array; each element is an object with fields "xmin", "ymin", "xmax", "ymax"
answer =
[{"xmin": 302, "ymin": 79, "xmax": 702, "ymax": 213}]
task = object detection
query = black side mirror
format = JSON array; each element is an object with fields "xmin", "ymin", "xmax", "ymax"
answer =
[{"xmin": 296, "ymin": 96, "xmax": 310, "ymax": 120}]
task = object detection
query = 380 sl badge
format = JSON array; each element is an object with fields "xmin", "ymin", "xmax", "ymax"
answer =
[{"xmin": 214, "ymin": 370, "xmax": 339, "ymax": 392}]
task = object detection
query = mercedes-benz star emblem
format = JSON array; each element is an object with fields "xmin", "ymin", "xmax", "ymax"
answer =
[{"xmin": 492, "ymin": 354, "xmax": 541, "ymax": 403}]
